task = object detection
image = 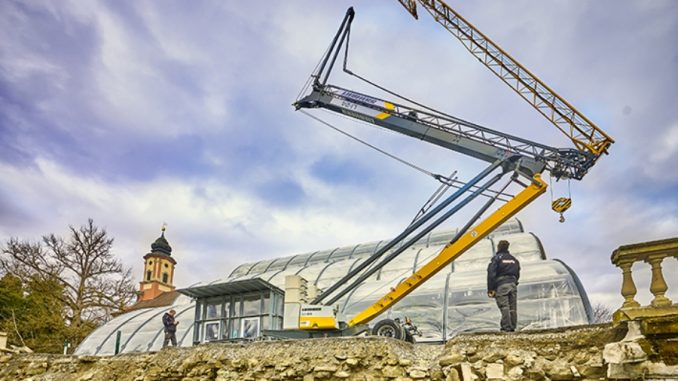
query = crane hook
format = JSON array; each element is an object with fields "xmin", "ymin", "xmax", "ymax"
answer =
[{"xmin": 551, "ymin": 197, "xmax": 572, "ymax": 223}]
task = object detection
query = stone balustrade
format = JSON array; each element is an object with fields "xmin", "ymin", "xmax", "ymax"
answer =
[{"xmin": 611, "ymin": 237, "xmax": 678, "ymax": 322}]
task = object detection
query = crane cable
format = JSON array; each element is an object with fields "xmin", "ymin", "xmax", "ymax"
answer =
[
  {"xmin": 301, "ymin": 110, "xmax": 444, "ymax": 181},
  {"xmin": 297, "ymin": 12, "xmax": 512, "ymax": 206},
  {"xmin": 299, "ymin": 110, "xmax": 512, "ymax": 202},
  {"xmin": 549, "ymin": 174, "xmax": 572, "ymax": 223},
  {"xmin": 340, "ymin": 14, "xmax": 575, "ymax": 222},
  {"xmin": 296, "ymin": 54, "xmax": 327, "ymax": 103},
  {"xmin": 341, "ymin": 21, "xmax": 471, "ymax": 126}
]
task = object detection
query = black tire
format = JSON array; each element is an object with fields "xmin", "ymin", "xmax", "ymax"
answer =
[{"xmin": 372, "ymin": 319, "xmax": 403, "ymax": 340}]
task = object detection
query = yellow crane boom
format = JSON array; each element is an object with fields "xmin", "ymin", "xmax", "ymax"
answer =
[
  {"xmin": 348, "ymin": 174, "xmax": 547, "ymax": 326},
  {"xmin": 396, "ymin": 0, "xmax": 614, "ymax": 158}
]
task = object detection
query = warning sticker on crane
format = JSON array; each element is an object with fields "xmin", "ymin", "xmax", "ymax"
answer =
[{"xmin": 331, "ymin": 91, "xmax": 395, "ymax": 123}]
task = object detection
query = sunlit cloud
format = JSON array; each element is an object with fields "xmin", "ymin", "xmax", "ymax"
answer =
[{"xmin": 1, "ymin": 0, "xmax": 676, "ymax": 314}]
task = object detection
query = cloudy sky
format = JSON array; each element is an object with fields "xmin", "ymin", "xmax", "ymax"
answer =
[{"xmin": 1, "ymin": 0, "xmax": 676, "ymax": 311}]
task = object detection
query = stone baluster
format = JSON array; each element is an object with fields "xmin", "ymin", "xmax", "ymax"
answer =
[
  {"xmin": 646, "ymin": 254, "xmax": 672, "ymax": 307},
  {"xmin": 611, "ymin": 237, "xmax": 678, "ymax": 323},
  {"xmin": 617, "ymin": 259, "xmax": 640, "ymax": 309}
]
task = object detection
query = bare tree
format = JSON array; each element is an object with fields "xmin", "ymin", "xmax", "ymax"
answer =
[
  {"xmin": 591, "ymin": 302, "xmax": 614, "ymax": 323},
  {"xmin": 1, "ymin": 219, "xmax": 136, "ymax": 344}
]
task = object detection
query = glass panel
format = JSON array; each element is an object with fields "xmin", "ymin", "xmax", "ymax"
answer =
[
  {"xmin": 287, "ymin": 253, "xmax": 313, "ymax": 269},
  {"xmin": 194, "ymin": 322, "xmax": 200, "ymax": 342},
  {"xmin": 223, "ymin": 301, "xmax": 231, "ymax": 318},
  {"xmin": 229, "ymin": 263, "xmax": 255, "ymax": 278},
  {"xmin": 444, "ymin": 239, "xmax": 493, "ymax": 273},
  {"xmin": 425, "ymin": 229, "xmax": 458, "ymax": 247},
  {"xmin": 81, "ymin": 308, "xmax": 156, "ymax": 355},
  {"xmin": 221, "ymin": 320, "xmax": 230, "ymax": 340},
  {"xmin": 204, "ymin": 322, "xmax": 220, "ymax": 342},
  {"xmin": 233, "ymin": 297, "xmax": 241, "ymax": 317},
  {"xmin": 244, "ymin": 270, "xmax": 277, "ymax": 281},
  {"xmin": 262, "ymin": 293, "xmax": 271, "ymax": 314},
  {"xmin": 230, "ymin": 318, "xmax": 241, "ymax": 338},
  {"xmin": 519, "ymin": 297, "xmax": 587, "ymax": 329},
  {"xmin": 316, "ymin": 261, "xmax": 352, "ymax": 289},
  {"xmin": 351, "ymin": 244, "xmax": 377, "ymax": 259},
  {"xmin": 377, "ymin": 245, "xmax": 419, "ymax": 282},
  {"xmin": 306, "ymin": 249, "xmax": 333, "ymax": 265},
  {"xmin": 295, "ymin": 262, "xmax": 328, "ymax": 283},
  {"xmin": 327, "ymin": 247, "xmax": 353, "ymax": 262},
  {"xmin": 445, "ymin": 291, "xmax": 588, "ymax": 339},
  {"xmin": 276, "ymin": 294, "xmax": 284, "ymax": 316},
  {"xmin": 195, "ymin": 302, "xmax": 203, "ymax": 321},
  {"xmin": 206, "ymin": 302, "xmax": 220, "ymax": 319},
  {"xmin": 391, "ymin": 271, "xmax": 447, "ymax": 341},
  {"xmin": 266, "ymin": 257, "xmax": 291, "ymax": 272},
  {"xmin": 241, "ymin": 317, "xmax": 260, "ymax": 339},
  {"xmin": 243, "ymin": 294, "xmax": 260, "ymax": 316},
  {"xmin": 179, "ymin": 325, "xmax": 194, "ymax": 347},
  {"xmin": 342, "ymin": 278, "xmax": 396, "ymax": 316},
  {"xmin": 248, "ymin": 259, "xmax": 277, "ymax": 276},
  {"xmin": 493, "ymin": 233, "xmax": 543, "ymax": 263},
  {"xmin": 489, "ymin": 218, "xmax": 523, "ymax": 237},
  {"xmin": 267, "ymin": 270, "xmax": 290, "ymax": 287}
]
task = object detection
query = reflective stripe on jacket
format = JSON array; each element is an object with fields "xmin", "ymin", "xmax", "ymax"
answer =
[{"xmin": 487, "ymin": 250, "xmax": 520, "ymax": 292}]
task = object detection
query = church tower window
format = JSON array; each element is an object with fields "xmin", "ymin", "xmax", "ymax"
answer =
[{"xmin": 136, "ymin": 224, "xmax": 177, "ymax": 302}]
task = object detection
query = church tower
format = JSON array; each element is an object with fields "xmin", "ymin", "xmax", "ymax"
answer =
[{"xmin": 137, "ymin": 226, "xmax": 177, "ymax": 302}]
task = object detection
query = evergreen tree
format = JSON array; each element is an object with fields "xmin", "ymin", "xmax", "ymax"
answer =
[{"xmin": 0, "ymin": 273, "xmax": 24, "ymax": 342}]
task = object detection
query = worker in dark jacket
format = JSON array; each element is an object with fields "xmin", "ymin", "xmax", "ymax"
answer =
[
  {"xmin": 487, "ymin": 240, "xmax": 520, "ymax": 332},
  {"xmin": 162, "ymin": 309, "xmax": 179, "ymax": 347}
]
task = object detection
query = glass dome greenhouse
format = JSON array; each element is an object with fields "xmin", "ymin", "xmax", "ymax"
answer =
[{"xmin": 75, "ymin": 219, "xmax": 592, "ymax": 355}]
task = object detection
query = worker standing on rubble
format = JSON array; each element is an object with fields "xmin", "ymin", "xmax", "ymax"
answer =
[
  {"xmin": 487, "ymin": 240, "xmax": 520, "ymax": 332},
  {"xmin": 162, "ymin": 309, "xmax": 179, "ymax": 347}
]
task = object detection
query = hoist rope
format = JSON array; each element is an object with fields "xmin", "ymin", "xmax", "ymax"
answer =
[
  {"xmin": 300, "ymin": 110, "xmax": 439, "ymax": 179},
  {"xmin": 341, "ymin": 22, "xmax": 471, "ymax": 126},
  {"xmin": 410, "ymin": 170, "xmax": 456, "ymax": 225},
  {"xmin": 549, "ymin": 174, "xmax": 554, "ymax": 202},
  {"xmin": 315, "ymin": 109, "xmax": 515, "ymax": 202},
  {"xmin": 299, "ymin": 110, "xmax": 512, "ymax": 202},
  {"xmin": 296, "ymin": 42, "xmax": 333, "ymax": 102},
  {"xmin": 548, "ymin": 174, "xmax": 572, "ymax": 202}
]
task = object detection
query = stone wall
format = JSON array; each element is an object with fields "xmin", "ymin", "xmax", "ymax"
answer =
[{"xmin": 1, "ymin": 324, "xmax": 676, "ymax": 381}]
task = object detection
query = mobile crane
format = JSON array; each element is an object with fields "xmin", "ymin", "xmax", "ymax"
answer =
[{"xmin": 264, "ymin": 1, "xmax": 613, "ymax": 341}]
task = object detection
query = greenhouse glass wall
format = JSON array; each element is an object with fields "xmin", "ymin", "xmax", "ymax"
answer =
[{"xmin": 74, "ymin": 219, "xmax": 592, "ymax": 355}]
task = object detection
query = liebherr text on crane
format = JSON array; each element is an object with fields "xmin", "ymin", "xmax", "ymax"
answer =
[{"xmin": 263, "ymin": 1, "xmax": 613, "ymax": 341}]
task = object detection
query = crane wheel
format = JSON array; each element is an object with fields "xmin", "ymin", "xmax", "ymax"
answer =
[{"xmin": 372, "ymin": 319, "xmax": 405, "ymax": 340}]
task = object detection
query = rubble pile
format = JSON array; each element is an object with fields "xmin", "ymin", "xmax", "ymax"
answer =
[{"xmin": 1, "ymin": 324, "xmax": 676, "ymax": 381}]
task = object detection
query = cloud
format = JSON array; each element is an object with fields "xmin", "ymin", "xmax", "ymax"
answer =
[{"xmin": 1, "ymin": 0, "xmax": 676, "ymax": 315}]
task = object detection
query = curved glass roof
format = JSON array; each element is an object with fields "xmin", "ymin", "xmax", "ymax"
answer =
[{"xmin": 75, "ymin": 219, "xmax": 592, "ymax": 355}]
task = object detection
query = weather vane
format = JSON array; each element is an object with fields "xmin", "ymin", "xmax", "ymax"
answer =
[{"xmin": 161, "ymin": 222, "xmax": 167, "ymax": 233}]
